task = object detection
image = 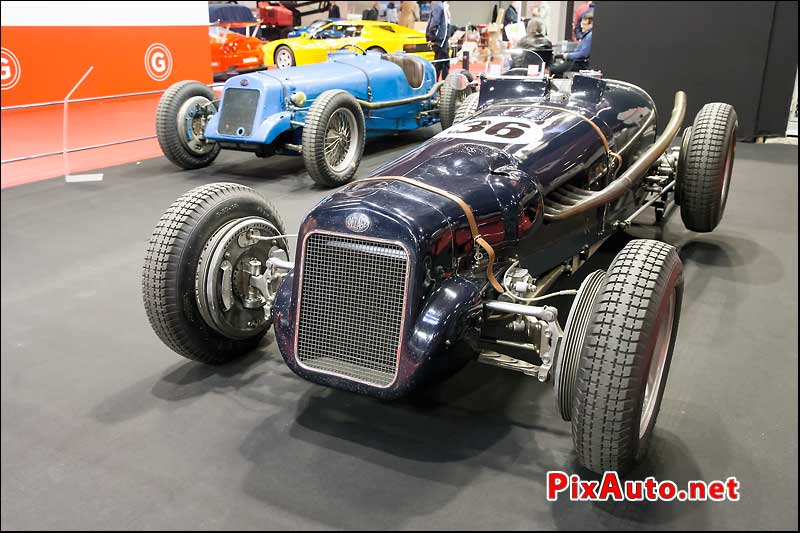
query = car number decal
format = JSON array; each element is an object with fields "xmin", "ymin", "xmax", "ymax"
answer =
[{"xmin": 438, "ymin": 116, "xmax": 544, "ymax": 145}]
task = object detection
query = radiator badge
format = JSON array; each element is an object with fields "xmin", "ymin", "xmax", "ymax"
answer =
[{"xmin": 345, "ymin": 212, "xmax": 371, "ymax": 233}]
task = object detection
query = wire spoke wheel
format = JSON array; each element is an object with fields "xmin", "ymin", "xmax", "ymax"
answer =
[
  {"xmin": 323, "ymin": 108, "xmax": 357, "ymax": 172},
  {"xmin": 301, "ymin": 89, "xmax": 365, "ymax": 186}
]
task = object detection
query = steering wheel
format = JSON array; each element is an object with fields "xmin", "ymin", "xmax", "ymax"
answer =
[{"xmin": 337, "ymin": 43, "xmax": 367, "ymax": 55}]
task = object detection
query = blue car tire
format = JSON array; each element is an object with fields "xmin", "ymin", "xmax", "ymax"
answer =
[
  {"xmin": 156, "ymin": 81, "xmax": 220, "ymax": 170},
  {"xmin": 302, "ymin": 90, "xmax": 366, "ymax": 187}
]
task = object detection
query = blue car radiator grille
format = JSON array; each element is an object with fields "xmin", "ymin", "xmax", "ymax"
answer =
[
  {"xmin": 296, "ymin": 233, "xmax": 409, "ymax": 387},
  {"xmin": 217, "ymin": 88, "xmax": 259, "ymax": 136}
]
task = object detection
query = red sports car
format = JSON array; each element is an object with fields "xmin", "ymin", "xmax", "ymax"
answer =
[{"xmin": 209, "ymin": 23, "xmax": 265, "ymax": 81}]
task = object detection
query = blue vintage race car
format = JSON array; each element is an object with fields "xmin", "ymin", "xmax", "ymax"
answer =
[{"xmin": 155, "ymin": 50, "xmax": 471, "ymax": 186}]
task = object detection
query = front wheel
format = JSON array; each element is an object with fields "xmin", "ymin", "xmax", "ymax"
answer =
[
  {"xmin": 677, "ymin": 102, "xmax": 737, "ymax": 232},
  {"xmin": 571, "ymin": 239, "xmax": 683, "ymax": 475},
  {"xmin": 453, "ymin": 91, "xmax": 480, "ymax": 125},
  {"xmin": 439, "ymin": 69, "xmax": 475, "ymax": 130},
  {"xmin": 156, "ymin": 80, "xmax": 220, "ymax": 170},
  {"xmin": 142, "ymin": 183, "xmax": 289, "ymax": 364},
  {"xmin": 274, "ymin": 45, "xmax": 296, "ymax": 69},
  {"xmin": 302, "ymin": 90, "xmax": 366, "ymax": 187}
]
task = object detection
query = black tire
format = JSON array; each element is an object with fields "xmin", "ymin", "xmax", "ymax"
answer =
[
  {"xmin": 453, "ymin": 91, "xmax": 480, "ymax": 125},
  {"xmin": 678, "ymin": 103, "xmax": 737, "ymax": 232},
  {"xmin": 366, "ymin": 46, "xmax": 386, "ymax": 54},
  {"xmin": 439, "ymin": 69, "xmax": 475, "ymax": 129},
  {"xmin": 302, "ymin": 89, "xmax": 366, "ymax": 187},
  {"xmin": 572, "ymin": 239, "xmax": 683, "ymax": 475},
  {"xmin": 142, "ymin": 183, "xmax": 286, "ymax": 364},
  {"xmin": 156, "ymin": 81, "xmax": 220, "ymax": 170},
  {"xmin": 274, "ymin": 45, "xmax": 296, "ymax": 69}
]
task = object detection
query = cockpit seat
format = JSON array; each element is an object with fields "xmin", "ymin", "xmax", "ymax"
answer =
[{"xmin": 381, "ymin": 54, "xmax": 425, "ymax": 89}]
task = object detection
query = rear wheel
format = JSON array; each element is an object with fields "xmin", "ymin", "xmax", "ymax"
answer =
[
  {"xmin": 274, "ymin": 45, "xmax": 296, "ymax": 69},
  {"xmin": 142, "ymin": 183, "xmax": 289, "ymax": 364},
  {"xmin": 156, "ymin": 80, "xmax": 220, "ymax": 170},
  {"xmin": 302, "ymin": 90, "xmax": 366, "ymax": 187},
  {"xmin": 677, "ymin": 103, "xmax": 737, "ymax": 232},
  {"xmin": 571, "ymin": 239, "xmax": 683, "ymax": 474},
  {"xmin": 439, "ymin": 69, "xmax": 475, "ymax": 129}
]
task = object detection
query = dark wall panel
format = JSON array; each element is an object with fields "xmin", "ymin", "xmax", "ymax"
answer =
[
  {"xmin": 756, "ymin": 1, "xmax": 798, "ymax": 136},
  {"xmin": 591, "ymin": 1, "xmax": 777, "ymax": 139}
]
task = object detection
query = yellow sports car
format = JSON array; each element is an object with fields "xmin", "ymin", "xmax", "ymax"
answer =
[{"xmin": 263, "ymin": 20, "xmax": 434, "ymax": 69}]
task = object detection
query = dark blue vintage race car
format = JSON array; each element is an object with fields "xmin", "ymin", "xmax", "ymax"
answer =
[
  {"xmin": 155, "ymin": 50, "xmax": 472, "ymax": 186},
  {"xmin": 143, "ymin": 53, "xmax": 737, "ymax": 475}
]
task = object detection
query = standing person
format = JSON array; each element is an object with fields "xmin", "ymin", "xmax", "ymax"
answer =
[
  {"xmin": 399, "ymin": 1, "xmax": 420, "ymax": 29},
  {"xmin": 328, "ymin": 0, "xmax": 340, "ymax": 19},
  {"xmin": 385, "ymin": 2, "xmax": 399, "ymax": 23},
  {"xmin": 501, "ymin": 2, "xmax": 518, "ymax": 41},
  {"xmin": 362, "ymin": 1, "xmax": 379, "ymax": 21},
  {"xmin": 426, "ymin": 0, "xmax": 450, "ymax": 81}
]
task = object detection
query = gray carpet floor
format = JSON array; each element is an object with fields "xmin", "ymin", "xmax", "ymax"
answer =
[{"xmin": 1, "ymin": 135, "xmax": 797, "ymax": 530}]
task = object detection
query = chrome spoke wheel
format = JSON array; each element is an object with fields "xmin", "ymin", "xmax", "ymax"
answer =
[
  {"xmin": 323, "ymin": 108, "xmax": 357, "ymax": 173},
  {"xmin": 177, "ymin": 96, "xmax": 215, "ymax": 155},
  {"xmin": 640, "ymin": 289, "xmax": 676, "ymax": 437}
]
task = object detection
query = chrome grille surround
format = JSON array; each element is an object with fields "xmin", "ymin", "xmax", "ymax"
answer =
[{"xmin": 294, "ymin": 231, "xmax": 410, "ymax": 388}]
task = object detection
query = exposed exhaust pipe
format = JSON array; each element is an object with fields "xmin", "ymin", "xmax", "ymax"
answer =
[
  {"xmin": 544, "ymin": 91, "xmax": 686, "ymax": 222},
  {"xmin": 356, "ymin": 81, "xmax": 446, "ymax": 110}
]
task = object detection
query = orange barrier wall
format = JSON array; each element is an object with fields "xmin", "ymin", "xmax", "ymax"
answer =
[
  {"xmin": 1, "ymin": 26, "xmax": 211, "ymax": 107},
  {"xmin": 1, "ymin": 1, "xmax": 213, "ymax": 187}
]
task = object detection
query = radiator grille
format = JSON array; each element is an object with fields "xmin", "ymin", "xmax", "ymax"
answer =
[
  {"xmin": 296, "ymin": 233, "xmax": 408, "ymax": 387},
  {"xmin": 217, "ymin": 88, "xmax": 259, "ymax": 136}
]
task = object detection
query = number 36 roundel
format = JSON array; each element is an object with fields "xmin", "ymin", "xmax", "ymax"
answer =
[{"xmin": 438, "ymin": 116, "xmax": 544, "ymax": 145}]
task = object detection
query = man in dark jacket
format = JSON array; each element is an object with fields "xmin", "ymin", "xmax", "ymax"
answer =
[
  {"xmin": 426, "ymin": 0, "xmax": 450, "ymax": 80},
  {"xmin": 362, "ymin": 1, "xmax": 379, "ymax": 21},
  {"xmin": 328, "ymin": 1, "xmax": 340, "ymax": 19}
]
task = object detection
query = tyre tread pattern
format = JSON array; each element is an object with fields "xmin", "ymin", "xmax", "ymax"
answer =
[
  {"xmin": 156, "ymin": 80, "xmax": 220, "ymax": 170},
  {"xmin": 453, "ymin": 92, "xmax": 480, "ymax": 125},
  {"xmin": 302, "ymin": 90, "xmax": 366, "ymax": 187},
  {"xmin": 439, "ymin": 69, "xmax": 474, "ymax": 129},
  {"xmin": 572, "ymin": 239, "xmax": 682, "ymax": 474},
  {"xmin": 680, "ymin": 103, "xmax": 736, "ymax": 232},
  {"xmin": 142, "ymin": 183, "xmax": 285, "ymax": 364}
]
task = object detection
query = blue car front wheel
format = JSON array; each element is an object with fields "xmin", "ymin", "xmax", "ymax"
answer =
[
  {"xmin": 302, "ymin": 90, "xmax": 366, "ymax": 187},
  {"xmin": 156, "ymin": 81, "xmax": 220, "ymax": 170}
]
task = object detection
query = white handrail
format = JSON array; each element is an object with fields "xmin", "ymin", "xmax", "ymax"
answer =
[{"xmin": 63, "ymin": 66, "xmax": 94, "ymax": 178}]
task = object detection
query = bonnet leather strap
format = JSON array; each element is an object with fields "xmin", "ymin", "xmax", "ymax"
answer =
[{"xmin": 352, "ymin": 176, "xmax": 505, "ymax": 293}]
